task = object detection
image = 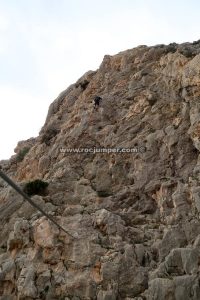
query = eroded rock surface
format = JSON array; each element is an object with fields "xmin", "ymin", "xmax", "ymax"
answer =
[{"xmin": 1, "ymin": 41, "xmax": 200, "ymax": 299}]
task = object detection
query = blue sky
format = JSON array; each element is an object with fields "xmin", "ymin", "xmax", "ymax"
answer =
[{"xmin": 0, "ymin": 0, "xmax": 200, "ymax": 159}]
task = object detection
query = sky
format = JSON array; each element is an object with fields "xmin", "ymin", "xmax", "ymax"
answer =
[{"xmin": 0, "ymin": 0, "xmax": 200, "ymax": 159}]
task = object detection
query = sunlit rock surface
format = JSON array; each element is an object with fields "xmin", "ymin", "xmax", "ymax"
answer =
[{"xmin": 1, "ymin": 41, "xmax": 200, "ymax": 299}]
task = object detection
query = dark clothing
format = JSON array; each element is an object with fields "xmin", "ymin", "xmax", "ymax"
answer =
[{"xmin": 94, "ymin": 96, "xmax": 102, "ymax": 109}]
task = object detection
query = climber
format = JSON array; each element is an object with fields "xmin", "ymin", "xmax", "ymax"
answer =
[{"xmin": 93, "ymin": 96, "xmax": 102, "ymax": 110}]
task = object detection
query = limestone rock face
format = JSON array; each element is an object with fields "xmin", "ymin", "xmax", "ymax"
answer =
[{"xmin": 1, "ymin": 41, "xmax": 200, "ymax": 299}]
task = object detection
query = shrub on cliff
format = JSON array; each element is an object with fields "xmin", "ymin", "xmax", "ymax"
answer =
[
  {"xmin": 41, "ymin": 128, "xmax": 59, "ymax": 145},
  {"xmin": 23, "ymin": 179, "xmax": 49, "ymax": 196},
  {"xmin": 179, "ymin": 47, "xmax": 195, "ymax": 58},
  {"xmin": 16, "ymin": 147, "xmax": 30, "ymax": 162}
]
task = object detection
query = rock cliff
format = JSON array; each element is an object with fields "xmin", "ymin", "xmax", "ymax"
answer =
[{"xmin": 1, "ymin": 41, "xmax": 200, "ymax": 299}]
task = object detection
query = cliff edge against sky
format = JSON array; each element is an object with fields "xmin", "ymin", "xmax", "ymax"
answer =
[{"xmin": 1, "ymin": 41, "xmax": 200, "ymax": 299}]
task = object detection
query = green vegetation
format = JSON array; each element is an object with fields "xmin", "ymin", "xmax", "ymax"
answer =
[
  {"xmin": 16, "ymin": 147, "xmax": 30, "ymax": 162},
  {"xmin": 23, "ymin": 179, "xmax": 49, "ymax": 196},
  {"xmin": 41, "ymin": 128, "xmax": 59, "ymax": 145},
  {"xmin": 165, "ymin": 43, "xmax": 177, "ymax": 54},
  {"xmin": 192, "ymin": 39, "xmax": 200, "ymax": 45},
  {"xmin": 179, "ymin": 48, "xmax": 195, "ymax": 58}
]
